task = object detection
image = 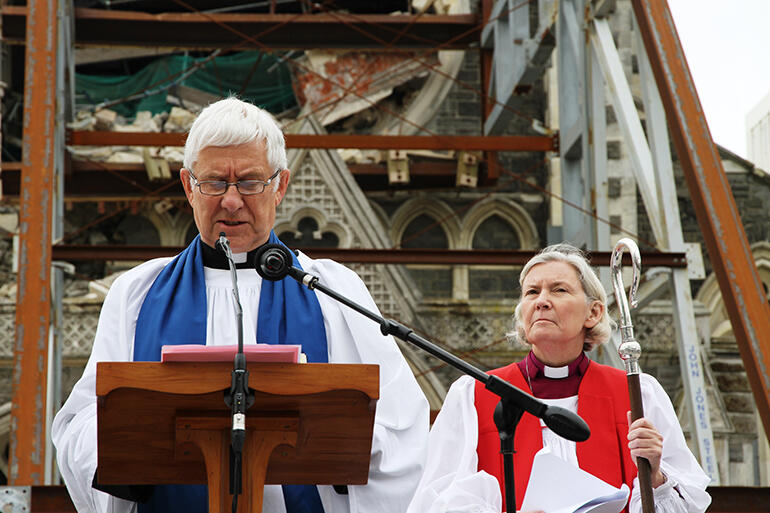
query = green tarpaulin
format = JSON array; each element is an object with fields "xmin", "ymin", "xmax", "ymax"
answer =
[{"xmin": 76, "ymin": 51, "xmax": 297, "ymax": 118}]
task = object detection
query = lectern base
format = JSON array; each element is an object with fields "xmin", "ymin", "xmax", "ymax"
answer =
[{"xmin": 175, "ymin": 414, "xmax": 299, "ymax": 513}]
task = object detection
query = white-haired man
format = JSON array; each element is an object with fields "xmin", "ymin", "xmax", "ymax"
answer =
[{"xmin": 52, "ymin": 97, "xmax": 429, "ymax": 513}]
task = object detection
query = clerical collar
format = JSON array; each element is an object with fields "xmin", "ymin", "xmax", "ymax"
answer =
[
  {"xmin": 516, "ymin": 352, "xmax": 590, "ymax": 399},
  {"xmin": 199, "ymin": 239, "xmax": 259, "ymax": 270}
]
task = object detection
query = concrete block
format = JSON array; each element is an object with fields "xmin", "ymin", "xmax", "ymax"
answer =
[
  {"xmin": 94, "ymin": 108, "xmax": 117, "ymax": 130},
  {"xmin": 0, "ymin": 213, "xmax": 18, "ymax": 233}
]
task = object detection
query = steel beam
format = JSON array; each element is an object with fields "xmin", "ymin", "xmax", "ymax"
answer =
[
  {"xmin": 480, "ymin": 0, "xmax": 501, "ymax": 181},
  {"xmin": 66, "ymin": 131, "xmax": 558, "ymax": 151},
  {"xmin": 0, "ymin": 166, "xmax": 186, "ymax": 201},
  {"xmin": 632, "ymin": 14, "xmax": 718, "ymax": 481},
  {"xmin": 50, "ymin": 245, "xmax": 687, "ymax": 267},
  {"xmin": 11, "ymin": 0, "xmax": 58, "ymax": 486},
  {"xmin": 1, "ymin": 7, "xmax": 479, "ymax": 50},
  {"xmin": 556, "ymin": 0, "xmax": 591, "ymax": 246},
  {"xmin": 589, "ymin": 18, "xmax": 663, "ymax": 241},
  {"xmin": 0, "ymin": 161, "xmax": 473, "ymax": 199},
  {"xmin": 632, "ymin": 0, "xmax": 770, "ymax": 438},
  {"xmin": 588, "ymin": 37, "xmax": 610, "ymax": 274},
  {"xmin": 67, "ymin": 130, "xmax": 187, "ymax": 147},
  {"xmin": 481, "ymin": 0, "xmax": 556, "ymax": 135}
]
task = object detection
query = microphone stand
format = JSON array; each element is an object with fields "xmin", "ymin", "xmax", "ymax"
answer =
[
  {"xmin": 255, "ymin": 245, "xmax": 591, "ymax": 513},
  {"xmin": 494, "ymin": 399, "xmax": 523, "ymax": 513},
  {"xmin": 218, "ymin": 233, "xmax": 255, "ymax": 513}
]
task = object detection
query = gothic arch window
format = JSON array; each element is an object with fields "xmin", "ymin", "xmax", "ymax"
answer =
[
  {"xmin": 390, "ymin": 198, "xmax": 461, "ymax": 248},
  {"xmin": 274, "ymin": 207, "xmax": 349, "ymax": 249},
  {"xmin": 468, "ymin": 214, "xmax": 520, "ymax": 300},
  {"xmin": 137, "ymin": 203, "xmax": 196, "ymax": 247},
  {"xmin": 401, "ymin": 213, "xmax": 449, "ymax": 249},
  {"xmin": 471, "ymin": 214, "xmax": 521, "ymax": 250},
  {"xmin": 398, "ymin": 213, "xmax": 451, "ymax": 299},
  {"xmin": 279, "ymin": 216, "xmax": 340, "ymax": 248},
  {"xmin": 390, "ymin": 199, "xmax": 460, "ymax": 300},
  {"xmin": 102, "ymin": 212, "xmax": 163, "ymax": 274},
  {"xmin": 113, "ymin": 213, "xmax": 160, "ymax": 246},
  {"xmin": 462, "ymin": 200, "xmax": 538, "ymax": 301},
  {"xmin": 460, "ymin": 199, "xmax": 538, "ymax": 249}
]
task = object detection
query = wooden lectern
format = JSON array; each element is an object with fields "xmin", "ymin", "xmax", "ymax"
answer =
[{"xmin": 96, "ymin": 361, "xmax": 379, "ymax": 513}]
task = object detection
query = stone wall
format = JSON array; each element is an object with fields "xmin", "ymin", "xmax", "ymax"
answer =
[
  {"xmin": 423, "ymin": 51, "xmax": 481, "ymax": 137},
  {"xmin": 636, "ymin": 152, "xmax": 770, "ymax": 266}
]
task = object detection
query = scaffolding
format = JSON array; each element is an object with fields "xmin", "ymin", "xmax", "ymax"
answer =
[{"xmin": 3, "ymin": 0, "xmax": 770, "ymax": 509}]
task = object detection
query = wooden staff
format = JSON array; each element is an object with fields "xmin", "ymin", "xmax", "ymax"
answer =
[{"xmin": 611, "ymin": 238, "xmax": 654, "ymax": 513}]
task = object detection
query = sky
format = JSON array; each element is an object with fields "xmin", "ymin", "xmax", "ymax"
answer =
[{"xmin": 667, "ymin": 0, "xmax": 770, "ymax": 160}]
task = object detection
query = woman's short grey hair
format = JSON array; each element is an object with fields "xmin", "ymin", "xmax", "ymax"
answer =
[
  {"xmin": 509, "ymin": 243, "xmax": 615, "ymax": 351},
  {"xmin": 183, "ymin": 97, "xmax": 287, "ymax": 189}
]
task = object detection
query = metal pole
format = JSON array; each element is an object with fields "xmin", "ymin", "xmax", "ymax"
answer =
[{"xmin": 10, "ymin": 0, "xmax": 59, "ymax": 485}]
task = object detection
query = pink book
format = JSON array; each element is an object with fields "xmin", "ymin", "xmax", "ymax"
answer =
[{"xmin": 160, "ymin": 343, "xmax": 302, "ymax": 363}]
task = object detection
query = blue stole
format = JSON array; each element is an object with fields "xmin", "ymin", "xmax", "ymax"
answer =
[{"xmin": 134, "ymin": 232, "xmax": 327, "ymax": 513}]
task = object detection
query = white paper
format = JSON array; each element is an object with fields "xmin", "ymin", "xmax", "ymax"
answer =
[{"xmin": 520, "ymin": 447, "xmax": 630, "ymax": 513}]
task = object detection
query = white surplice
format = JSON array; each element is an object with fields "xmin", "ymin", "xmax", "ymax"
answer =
[
  {"xmin": 52, "ymin": 252, "xmax": 429, "ymax": 513},
  {"xmin": 407, "ymin": 373, "xmax": 712, "ymax": 513}
]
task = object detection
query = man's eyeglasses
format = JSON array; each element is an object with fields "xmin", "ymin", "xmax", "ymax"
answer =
[{"xmin": 188, "ymin": 168, "xmax": 282, "ymax": 196}]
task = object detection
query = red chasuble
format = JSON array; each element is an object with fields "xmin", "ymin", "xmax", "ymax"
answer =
[{"xmin": 474, "ymin": 361, "xmax": 637, "ymax": 512}]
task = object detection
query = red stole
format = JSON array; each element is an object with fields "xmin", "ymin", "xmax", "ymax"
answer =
[{"xmin": 474, "ymin": 361, "xmax": 637, "ymax": 512}]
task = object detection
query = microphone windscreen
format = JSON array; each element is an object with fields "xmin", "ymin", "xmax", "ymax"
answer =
[
  {"xmin": 542, "ymin": 405, "xmax": 591, "ymax": 442},
  {"xmin": 254, "ymin": 243, "xmax": 293, "ymax": 281}
]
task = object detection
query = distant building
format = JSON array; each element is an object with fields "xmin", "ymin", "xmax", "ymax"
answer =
[{"xmin": 747, "ymin": 89, "xmax": 770, "ymax": 173}]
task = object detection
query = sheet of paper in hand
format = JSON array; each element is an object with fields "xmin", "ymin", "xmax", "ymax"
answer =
[
  {"xmin": 160, "ymin": 343, "xmax": 304, "ymax": 363},
  {"xmin": 520, "ymin": 446, "xmax": 631, "ymax": 513}
]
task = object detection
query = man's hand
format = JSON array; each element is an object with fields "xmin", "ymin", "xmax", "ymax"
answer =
[{"xmin": 627, "ymin": 411, "xmax": 666, "ymax": 488}]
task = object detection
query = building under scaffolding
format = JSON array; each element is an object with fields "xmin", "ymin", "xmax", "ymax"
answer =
[{"xmin": 1, "ymin": 0, "xmax": 769, "ymax": 510}]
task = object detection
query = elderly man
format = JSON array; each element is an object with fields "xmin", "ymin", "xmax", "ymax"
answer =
[{"xmin": 52, "ymin": 97, "xmax": 429, "ymax": 513}]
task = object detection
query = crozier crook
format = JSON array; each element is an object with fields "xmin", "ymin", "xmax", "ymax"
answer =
[
  {"xmin": 611, "ymin": 238, "xmax": 654, "ymax": 513},
  {"xmin": 612, "ymin": 238, "xmax": 641, "ymax": 374}
]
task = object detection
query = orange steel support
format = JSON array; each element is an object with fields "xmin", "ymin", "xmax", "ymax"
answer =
[
  {"xmin": 11, "ymin": 0, "xmax": 58, "ymax": 484},
  {"xmin": 49, "ymin": 245, "xmax": 688, "ymax": 267},
  {"xmin": 286, "ymin": 134, "xmax": 557, "ymax": 151},
  {"xmin": 67, "ymin": 130, "xmax": 558, "ymax": 152},
  {"xmin": 632, "ymin": 0, "xmax": 770, "ymax": 436}
]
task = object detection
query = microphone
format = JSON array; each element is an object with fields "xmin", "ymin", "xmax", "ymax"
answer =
[
  {"xmin": 542, "ymin": 405, "xmax": 591, "ymax": 442},
  {"xmin": 254, "ymin": 243, "xmax": 316, "ymax": 287},
  {"xmin": 254, "ymin": 243, "xmax": 293, "ymax": 281},
  {"xmin": 216, "ymin": 232, "xmax": 230, "ymax": 255},
  {"xmin": 217, "ymin": 232, "xmax": 244, "ymax": 351}
]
